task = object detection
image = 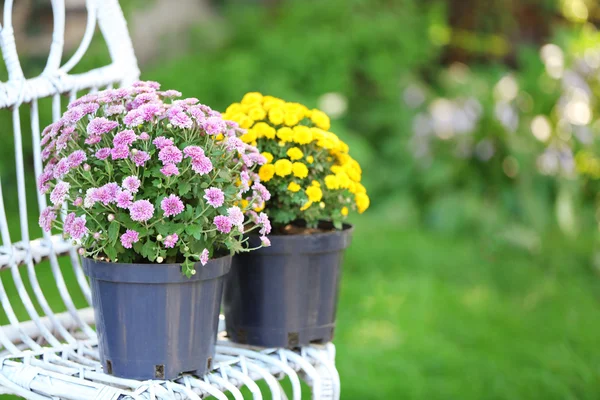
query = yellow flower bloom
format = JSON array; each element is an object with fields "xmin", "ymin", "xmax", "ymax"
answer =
[
  {"xmin": 254, "ymin": 122, "xmax": 276, "ymax": 139},
  {"xmin": 287, "ymin": 182, "xmax": 301, "ymax": 192},
  {"xmin": 292, "ymin": 162, "xmax": 308, "ymax": 178},
  {"xmin": 284, "ymin": 111, "xmax": 301, "ymax": 126},
  {"xmin": 355, "ymin": 193, "xmax": 370, "ymax": 214},
  {"xmin": 258, "ymin": 164, "xmax": 275, "ymax": 182},
  {"xmin": 330, "ymin": 165, "xmax": 342, "ymax": 174},
  {"xmin": 337, "ymin": 171, "xmax": 351, "ymax": 189},
  {"xmin": 310, "ymin": 109, "xmax": 331, "ymax": 130},
  {"xmin": 240, "ymin": 129, "xmax": 257, "ymax": 144},
  {"xmin": 305, "ymin": 185, "xmax": 323, "ymax": 202},
  {"xmin": 261, "ymin": 152, "xmax": 274, "ymax": 163},
  {"xmin": 341, "ymin": 206, "xmax": 349, "ymax": 216},
  {"xmin": 293, "ymin": 126, "xmax": 313, "ymax": 144},
  {"xmin": 240, "ymin": 199, "xmax": 249, "ymax": 209},
  {"xmin": 263, "ymin": 97, "xmax": 285, "ymax": 111},
  {"xmin": 274, "ymin": 159, "xmax": 293, "ymax": 177},
  {"xmin": 254, "ymin": 202, "xmax": 265, "ymax": 212},
  {"xmin": 306, "ymin": 155, "xmax": 314, "ymax": 164},
  {"xmin": 324, "ymin": 174, "xmax": 340, "ymax": 190},
  {"xmin": 242, "ymin": 92, "xmax": 263, "ymax": 105},
  {"xmin": 268, "ymin": 107, "xmax": 285, "ymax": 125},
  {"xmin": 239, "ymin": 115, "xmax": 254, "ymax": 129},
  {"xmin": 287, "ymin": 147, "xmax": 304, "ymax": 161},
  {"xmin": 276, "ymin": 127, "xmax": 293, "ymax": 142},
  {"xmin": 310, "ymin": 127, "xmax": 326, "ymax": 141},
  {"xmin": 300, "ymin": 201, "xmax": 312, "ymax": 211},
  {"xmin": 354, "ymin": 183, "xmax": 367, "ymax": 194},
  {"xmin": 311, "ymin": 180, "xmax": 321, "ymax": 187},
  {"xmin": 248, "ymin": 107, "xmax": 266, "ymax": 121},
  {"xmin": 215, "ymin": 133, "xmax": 224, "ymax": 141},
  {"xmin": 226, "ymin": 103, "xmax": 243, "ymax": 115}
]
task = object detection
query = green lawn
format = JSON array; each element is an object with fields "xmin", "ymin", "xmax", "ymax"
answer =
[{"xmin": 1, "ymin": 209, "xmax": 600, "ymax": 399}]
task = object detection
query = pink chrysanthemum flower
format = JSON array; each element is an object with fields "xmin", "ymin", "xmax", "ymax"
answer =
[
  {"xmin": 81, "ymin": 102, "xmax": 100, "ymax": 115},
  {"xmin": 260, "ymin": 236, "xmax": 271, "ymax": 247},
  {"xmin": 139, "ymin": 132, "xmax": 150, "ymax": 141},
  {"xmin": 39, "ymin": 207, "xmax": 57, "ymax": 232},
  {"xmin": 84, "ymin": 188, "xmax": 97, "ymax": 208},
  {"xmin": 200, "ymin": 248, "xmax": 209, "ymax": 266},
  {"xmin": 258, "ymin": 212, "xmax": 271, "ymax": 236},
  {"xmin": 93, "ymin": 183, "xmax": 119, "ymax": 205},
  {"xmin": 138, "ymin": 103, "xmax": 162, "ymax": 122},
  {"xmin": 202, "ymin": 117, "xmax": 226, "ymax": 136},
  {"xmin": 111, "ymin": 145, "xmax": 130, "ymax": 160},
  {"xmin": 131, "ymin": 150, "xmax": 150, "ymax": 166},
  {"xmin": 95, "ymin": 148, "xmax": 111, "ymax": 160},
  {"xmin": 50, "ymin": 181, "xmax": 70, "ymax": 205},
  {"xmin": 38, "ymin": 171, "xmax": 53, "ymax": 194},
  {"xmin": 213, "ymin": 215, "xmax": 232, "ymax": 233},
  {"xmin": 160, "ymin": 164, "xmax": 179, "ymax": 177},
  {"xmin": 116, "ymin": 190, "xmax": 133, "ymax": 209},
  {"xmin": 191, "ymin": 156, "xmax": 213, "ymax": 175},
  {"xmin": 84, "ymin": 135, "xmax": 102, "ymax": 145},
  {"xmin": 105, "ymin": 104, "xmax": 125, "ymax": 116},
  {"xmin": 252, "ymin": 182, "xmax": 271, "ymax": 202},
  {"xmin": 203, "ymin": 187, "xmax": 224, "ymax": 208},
  {"xmin": 53, "ymin": 158, "xmax": 70, "ymax": 179},
  {"xmin": 120, "ymin": 229, "xmax": 139, "ymax": 249},
  {"xmin": 163, "ymin": 233, "xmax": 179, "ymax": 248},
  {"xmin": 113, "ymin": 130, "xmax": 137, "ymax": 147},
  {"xmin": 161, "ymin": 89, "xmax": 182, "ymax": 98},
  {"xmin": 153, "ymin": 136, "xmax": 174, "ymax": 149},
  {"xmin": 224, "ymin": 136, "xmax": 244, "ymax": 152},
  {"xmin": 129, "ymin": 200, "xmax": 155, "ymax": 222},
  {"xmin": 65, "ymin": 215, "xmax": 87, "ymax": 240},
  {"xmin": 122, "ymin": 176, "xmax": 141, "ymax": 193},
  {"xmin": 87, "ymin": 117, "xmax": 119, "ymax": 135},
  {"xmin": 169, "ymin": 110, "xmax": 193, "ymax": 129},
  {"xmin": 123, "ymin": 109, "xmax": 144, "ymax": 127},
  {"xmin": 158, "ymin": 145, "xmax": 183, "ymax": 165},
  {"xmin": 67, "ymin": 150, "xmax": 87, "ymax": 168},
  {"xmin": 63, "ymin": 107, "xmax": 85, "ymax": 124},
  {"xmin": 183, "ymin": 145, "xmax": 205, "ymax": 160},
  {"xmin": 161, "ymin": 194, "xmax": 184, "ymax": 217},
  {"xmin": 188, "ymin": 106, "xmax": 206, "ymax": 122},
  {"xmin": 227, "ymin": 206, "xmax": 244, "ymax": 230}
]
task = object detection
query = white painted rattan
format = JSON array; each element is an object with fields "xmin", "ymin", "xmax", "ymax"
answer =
[{"xmin": 0, "ymin": 1, "xmax": 341, "ymax": 398}]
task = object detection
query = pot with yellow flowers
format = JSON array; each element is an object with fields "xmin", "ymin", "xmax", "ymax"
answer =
[{"xmin": 222, "ymin": 92, "xmax": 369, "ymax": 348}]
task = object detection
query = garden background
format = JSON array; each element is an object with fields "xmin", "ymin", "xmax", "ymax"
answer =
[{"xmin": 1, "ymin": 0, "xmax": 600, "ymax": 398}]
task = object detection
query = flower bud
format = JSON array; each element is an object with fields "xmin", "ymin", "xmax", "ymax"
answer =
[
  {"xmin": 191, "ymin": 269, "xmax": 197, "ymax": 275},
  {"xmin": 167, "ymin": 123, "xmax": 173, "ymax": 129},
  {"xmin": 157, "ymin": 256, "xmax": 164, "ymax": 263},
  {"xmin": 107, "ymin": 214, "xmax": 115, "ymax": 222},
  {"xmin": 131, "ymin": 148, "xmax": 138, "ymax": 155},
  {"xmin": 184, "ymin": 246, "xmax": 189, "ymax": 252},
  {"xmin": 157, "ymin": 234, "xmax": 163, "ymax": 241},
  {"xmin": 319, "ymin": 202, "xmax": 325, "ymax": 209},
  {"xmin": 93, "ymin": 232, "xmax": 101, "ymax": 240},
  {"xmin": 83, "ymin": 164, "xmax": 91, "ymax": 171},
  {"xmin": 77, "ymin": 248, "xmax": 85, "ymax": 256}
]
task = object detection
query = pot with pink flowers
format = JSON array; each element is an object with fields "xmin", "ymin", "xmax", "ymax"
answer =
[{"xmin": 38, "ymin": 81, "xmax": 271, "ymax": 380}]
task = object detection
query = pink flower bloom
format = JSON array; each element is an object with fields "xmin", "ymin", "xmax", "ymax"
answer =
[
  {"xmin": 204, "ymin": 187, "xmax": 224, "ymax": 208},
  {"xmin": 39, "ymin": 207, "xmax": 56, "ymax": 232},
  {"xmin": 202, "ymin": 117, "xmax": 226, "ymax": 136},
  {"xmin": 188, "ymin": 106, "xmax": 206, "ymax": 122},
  {"xmin": 183, "ymin": 145, "xmax": 205, "ymax": 160},
  {"xmin": 37, "ymin": 171, "xmax": 53, "ymax": 194},
  {"xmin": 161, "ymin": 89, "xmax": 182, "ymax": 98},
  {"xmin": 65, "ymin": 214, "xmax": 87, "ymax": 239},
  {"xmin": 252, "ymin": 182, "xmax": 271, "ymax": 202},
  {"xmin": 95, "ymin": 148, "xmax": 111, "ymax": 160},
  {"xmin": 84, "ymin": 135, "xmax": 102, "ymax": 145},
  {"xmin": 169, "ymin": 110, "xmax": 193, "ymax": 129},
  {"xmin": 113, "ymin": 130, "xmax": 137, "ymax": 147},
  {"xmin": 139, "ymin": 132, "xmax": 150, "ymax": 141},
  {"xmin": 191, "ymin": 156, "xmax": 213, "ymax": 175},
  {"xmin": 120, "ymin": 229, "xmax": 139, "ymax": 249},
  {"xmin": 93, "ymin": 183, "xmax": 119, "ymax": 205},
  {"xmin": 260, "ymin": 236, "xmax": 271, "ymax": 247},
  {"xmin": 50, "ymin": 181, "xmax": 70, "ymax": 205},
  {"xmin": 68, "ymin": 93, "xmax": 98, "ymax": 108},
  {"xmin": 158, "ymin": 145, "xmax": 183, "ymax": 165},
  {"xmin": 73, "ymin": 197, "xmax": 83, "ymax": 207},
  {"xmin": 116, "ymin": 190, "xmax": 133, "ymax": 209},
  {"xmin": 133, "ymin": 80, "xmax": 160, "ymax": 90},
  {"xmin": 138, "ymin": 102, "xmax": 162, "ymax": 121},
  {"xmin": 131, "ymin": 93, "xmax": 160, "ymax": 109},
  {"xmin": 63, "ymin": 107, "xmax": 85, "ymax": 124},
  {"xmin": 131, "ymin": 150, "xmax": 150, "ymax": 166},
  {"xmin": 161, "ymin": 194, "xmax": 184, "ymax": 217},
  {"xmin": 213, "ymin": 215, "xmax": 232, "ymax": 233},
  {"xmin": 129, "ymin": 200, "xmax": 155, "ymax": 222},
  {"xmin": 53, "ymin": 158, "xmax": 70, "ymax": 179},
  {"xmin": 200, "ymin": 248, "xmax": 209, "ymax": 266},
  {"xmin": 153, "ymin": 136, "xmax": 174, "ymax": 149},
  {"xmin": 84, "ymin": 188, "xmax": 97, "ymax": 208},
  {"xmin": 163, "ymin": 233, "xmax": 179, "ymax": 248},
  {"xmin": 258, "ymin": 212, "xmax": 271, "ymax": 236},
  {"xmin": 81, "ymin": 102, "xmax": 100, "ymax": 115},
  {"xmin": 111, "ymin": 145, "xmax": 130, "ymax": 160},
  {"xmin": 87, "ymin": 117, "xmax": 119, "ymax": 135},
  {"xmin": 224, "ymin": 136, "xmax": 244, "ymax": 152},
  {"xmin": 105, "ymin": 104, "xmax": 125, "ymax": 116},
  {"xmin": 67, "ymin": 150, "xmax": 87, "ymax": 168},
  {"xmin": 227, "ymin": 206, "xmax": 244, "ymax": 230},
  {"xmin": 123, "ymin": 109, "xmax": 144, "ymax": 127},
  {"xmin": 122, "ymin": 176, "xmax": 141, "ymax": 193},
  {"xmin": 160, "ymin": 164, "xmax": 179, "ymax": 176}
]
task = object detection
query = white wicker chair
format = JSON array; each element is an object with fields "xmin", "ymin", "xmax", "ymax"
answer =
[{"xmin": 0, "ymin": 1, "xmax": 340, "ymax": 398}]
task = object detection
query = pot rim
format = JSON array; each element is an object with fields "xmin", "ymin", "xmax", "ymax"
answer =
[{"xmin": 260, "ymin": 222, "xmax": 354, "ymax": 239}]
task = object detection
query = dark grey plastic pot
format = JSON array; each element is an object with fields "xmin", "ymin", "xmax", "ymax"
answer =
[
  {"xmin": 223, "ymin": 224, "xmax": 352, "ymax": 348},
  {"xmin": 82, "ymin": 255, "xmax": 231, "ymax": 380}
]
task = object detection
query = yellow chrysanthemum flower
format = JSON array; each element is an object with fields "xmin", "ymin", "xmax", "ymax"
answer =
[
  {"xmin": 254, "ymin": 202, "xmax": 265, "ymax": 212},
  {"xmin": 337, "ymin": 171, "xmax": 351, "ymax": 189},
  {"xmin": 277, "ymin": 127, "xmax": 293, "ymax": 142},
  {"xmin": 287, "ymin": 182, "xmax": 301, "ymax": 192},
  {"xmin": 306, "ymin": 155, "xmax": 314, "ymax": 164},
  {"xmin": 254, "ymin": 122, "xmax": 276, "ymax": 139},
  {"xmin": 293, "ymin": 126, "xmax": 313, "ymax": 145},
  {"xmin": 354, "ymin": 182, "xmax": 367, "ymax": 194},
  {"xmin": 248, "ymin": 107, "xmax": 266, "ymax": 121},
  {"xmin": 305, "ymin": 185, "xmax": 323, "ymax": 202},
  {"xmin": 261, "ymin": 152, "xmax": 274, "ymax": 164},
  {"xmin": 300, "ymin": 201, "xmax": 312, "ymax": 211},
  {"xmin": 240, "ymin": 129, "xmax": 257, "ymax": 144},
  {"xmin": 226, "ymin": 103, "xmax": 243, "ymax": 115},
  {"xmin": 284, "ymin": 111, "xmax": 302, "ymax": 126},
  {"xmin": 263, "ymin": 97, "xmax": 285, "ymax": 111},
  {"xmin": 242, "ymin": 92, "xmax": 263, "ymax": 105},
  {"xmin": 274, "ymin": 159, "xmax": 293, "ymax": 177},
  {"xmin": 292, "ymin": 162, "xmax": 308, "ymax": 178},
  {"xmin": 341, "ymin": 206, "xmax": 349, "ymax": 216},
  {"xmin": 268, "ymin": 108, "xmax": 285, "ymax": 125},
  {"xmin": 311, "ymin": 180, "xmax": 321, "ymax": 187},
  {"xmin": 240, "ymin": 199, "xmax": 249, "ymax": 209},
  {"xmin": 287, "ymin": 147, "xmax": 304, "ymax": 161},
  {"xmin": 311, "ymin": 109, "xmax": 331, "ymax": 130},
  {"xmin": 258, "ymin": 164, "xmax": 275, "ymax": 182},
  {"xmin": 324, "ymin": 175, "xmax": 340, "ymax": 190},
  {"xmin": 355, "ymin": 193, "xmax": 370, "ymax": 214}
]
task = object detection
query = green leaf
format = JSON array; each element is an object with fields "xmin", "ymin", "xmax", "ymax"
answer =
[
  {"xmin": 179, "ymin": 181, "xmax": 192, "ymax": 195},
  {"xmin": 108, "ymin": 221, "xmax": 120, "ymax": 245},
  {"xmin": 185, "ymin": 224, "xmax": 203, "ymax": 239},
  {"xmin": 104, "ymin": 246, "xmax": 117, "ymax": 261},
  {"xmin": 141, "ymin": 240, "xmax": 156, "ymax": 261}
]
